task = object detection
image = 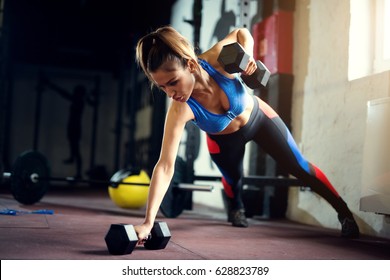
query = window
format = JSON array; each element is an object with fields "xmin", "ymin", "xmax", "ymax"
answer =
[
  {"xmin": 348, "ymin": 0, "xmax": 390, "ymax": 80},
  {"xmin": 374, "ymin": 0, "xmax": 390, "ymax": 72}
]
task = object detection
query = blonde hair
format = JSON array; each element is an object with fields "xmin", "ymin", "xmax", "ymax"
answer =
[{"xmin": 135, "ymin": 26, "xmax": 200, "ymax": 85}]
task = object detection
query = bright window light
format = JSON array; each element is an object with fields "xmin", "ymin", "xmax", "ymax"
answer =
[
  {"xmin": 349, "ymin": 0, "xmax": 390, "ymax": 80},
  {"xmin": 383, "ymin": 0, "xmax": 390, "ymax": 60},
  {"xmin": 348, "ymin": 0, "xmax": 373, "ymax": 80}
]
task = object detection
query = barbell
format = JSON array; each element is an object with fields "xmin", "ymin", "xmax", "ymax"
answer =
[
  {"xmin": 1, "ymin": 150, "xmax": 304, "ymax": 218},
  {"xmin": 0, "ymin": 150, "xmax": 213, "ymax": 212}
]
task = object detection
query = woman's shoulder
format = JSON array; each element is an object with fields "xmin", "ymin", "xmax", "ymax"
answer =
[
  {"xmin": 167, "ymin": 99, "xmax": 194, "ymax": 122},
  {"xmin": 198, "ymin": 48, "xmax": 234, "ymax": 79},
  {"xmin": 198, "ymin": 49, "xmax": 218, "ymax": 65}
]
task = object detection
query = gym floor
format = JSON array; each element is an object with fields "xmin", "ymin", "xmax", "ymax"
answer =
[{"xmin": 0, "ymin": 185, "xmax": 390, "ymax": 260}]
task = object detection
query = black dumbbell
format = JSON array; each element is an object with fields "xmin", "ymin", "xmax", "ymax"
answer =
[
  {"xmin": 104, "ymin": 221, "xmax": 171, "ymax": 255},
  {"xmin": 217, "ymin": 42, "xmax": 271, "ymax": 89}
]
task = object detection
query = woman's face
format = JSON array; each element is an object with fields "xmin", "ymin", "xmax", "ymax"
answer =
[{"xmin": 150, "ymin": 60, "xmax": 195, "ymax": 103}]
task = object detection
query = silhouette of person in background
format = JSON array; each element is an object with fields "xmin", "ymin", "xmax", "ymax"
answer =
[
  {"xmin": 208, "ymin": 0, "xmax": 236, "ymax": 46},
  {"xmin": 44, "ymin": 81, "xmax": 87, "ymax": 178}
]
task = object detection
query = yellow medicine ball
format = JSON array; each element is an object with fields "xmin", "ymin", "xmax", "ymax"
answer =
[{"xmin": 108, "ymin": 169, "xmax": 150, "ymax": 209}]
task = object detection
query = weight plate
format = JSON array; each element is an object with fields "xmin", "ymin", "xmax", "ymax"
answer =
[
  {"xmin": 10, "ymin": 150, "xmax": 50, "ymax": 205},
  {"xmin": 160, "ymin": 156, "xmax": 191, "ymax": 218}
]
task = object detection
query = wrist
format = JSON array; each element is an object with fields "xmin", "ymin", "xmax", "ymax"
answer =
[{"xmin": 143, "ymin": 219, "xmax": 154, "ymax": 228}]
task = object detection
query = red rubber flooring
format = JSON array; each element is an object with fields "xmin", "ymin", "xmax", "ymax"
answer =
[{"xmin": 1, "ymin": 186, "xmax": 390, "ymax": 260}]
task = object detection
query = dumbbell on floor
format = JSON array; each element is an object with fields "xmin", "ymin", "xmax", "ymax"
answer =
[
  {"xmin": 104, "ymin": 221, "xmax": 171, "ymax": 255},
  {"xmin": 218, "ymin": 42, "xmax": 271, "ymax": 89}
]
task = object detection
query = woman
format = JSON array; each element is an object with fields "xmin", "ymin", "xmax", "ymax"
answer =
[{"xmin": 134, "ymin": 26, "xmax": 359, "ymax": 242}]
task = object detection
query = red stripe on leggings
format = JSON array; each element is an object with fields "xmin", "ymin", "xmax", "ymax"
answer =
[
  {"xmin": 312, "ymin": 164, "xmax": 340, "ymax": 198},
  {"xmin": 222, "ymin": 177, "xmax": 234, "ymax": 198},
  {"xmin": 255, "ymin": 96, "xmax": 278, "ymax": 119},
  {"xmin": 206, "ymin": 134, "xmax": 220, "ymax": 154}
]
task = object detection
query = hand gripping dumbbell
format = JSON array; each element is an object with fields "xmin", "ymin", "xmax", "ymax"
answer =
[
  {"xmin": 104, "ymin": 221, "xmax": 171, "ymax": 255},
  {"xmin": 217, "ymin": 42, "xmax": 271, "ymax": 89}
]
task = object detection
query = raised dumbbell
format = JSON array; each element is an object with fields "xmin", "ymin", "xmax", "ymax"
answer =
[
  {"xmin": 217, "ymin": 42, "xmax": 271, "ymax": 89},
  {"xmin": 104, "ymin": 221, "xmax": 171, "ymax": 255}
]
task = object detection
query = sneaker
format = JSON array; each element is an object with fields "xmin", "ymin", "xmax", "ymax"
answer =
[
  {"xmin": 338, "ymin": 215, "xmax": 360, "ymax": 238},
  {"xmin": 229, "ymin": 209, "xmax": 249, "ymax": 228}
]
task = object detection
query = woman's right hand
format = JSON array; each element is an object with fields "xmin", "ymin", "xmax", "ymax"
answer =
[
  {"xmin": 134, "ymin": 223, "xmax": 153, "ymax": 245},
  {"xmin": 243, "ymin": 56, "xmax": 257, "ymax": 76}
]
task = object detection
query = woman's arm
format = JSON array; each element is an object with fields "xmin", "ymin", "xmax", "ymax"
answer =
[
  {"xmin": 229, "ymin": 28, "xmax": 254, "ymax": 57},
  {"xmin": 200, "ymin": 28, "xmax": 257, "ymax": 76},
  {"xmin": 134, "ymin": 101, "xmax": 193, "ymax": 242}
]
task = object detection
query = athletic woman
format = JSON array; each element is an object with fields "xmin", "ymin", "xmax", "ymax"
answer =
[{"xmin": 134, "ymin": 26, "xmax": 359, "ymax": 242}]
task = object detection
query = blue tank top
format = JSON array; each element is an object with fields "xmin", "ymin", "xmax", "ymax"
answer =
[{"xmin": 186, "ymin": 59, "xmax": 248, "ymax": 134}]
